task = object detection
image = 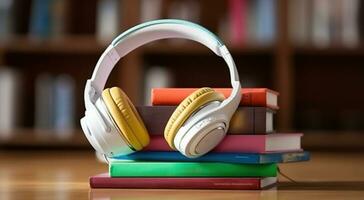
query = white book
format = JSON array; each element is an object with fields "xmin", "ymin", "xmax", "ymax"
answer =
[
  {"xmin": 96, "ymin": 0, "xmax": 120, "ymax": 42},
  {"xmin": 341, "ymin": 0, "xmax": 359, "ymax": 47},
  {"xmin": 0, "ymin": 68, "xmax": 20, "ymax": 138},
  {"xmin": 54, "ymin": 74, "xmax": 75, "ymax": 139},
  {"xmin": 312, "ymin": 0, "xmax": 331, "ymax": 47},
  {"xmin": 144, "ymin": 66, "xmax": 172, "ymax": 105}
]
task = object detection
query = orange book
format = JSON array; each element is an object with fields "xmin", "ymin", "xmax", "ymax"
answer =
[{"xmin": 151, "ymin": 88, "xmax": 279, "ymax": 109}]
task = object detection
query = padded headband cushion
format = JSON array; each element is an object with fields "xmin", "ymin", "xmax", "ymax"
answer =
[
  {"xmin": 164, "ymin": 87, "xmax": 225, "ymax": 149},
  {"xmin": 102, "ymin": 87, "xmax": 149, "ymax": 150}
]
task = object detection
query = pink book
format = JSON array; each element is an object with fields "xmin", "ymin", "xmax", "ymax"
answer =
[
  {"xmin": 229, "ymin": 0, "xmax": 247, "ymax": 44},
  {"xmin": 144, "ymin": 134, "xmax": 303, "ymax": 153},
  {"xmin": 90, "ymin": 173, "xmax": 277, "ymax": 190}
]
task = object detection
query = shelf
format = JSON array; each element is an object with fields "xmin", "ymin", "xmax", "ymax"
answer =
[
  {"xmin": 302, "ymin": 130, "xmax": 364, "ymax": 150},
  {"xmin": 0, "ymin": 129, "xmax": 89, "ymax": 148},
  {"xmin": 0, "ymin": 36, "xmax": 108, "ymax": 54},
  {"xmin": 142, "ymin": 42, "xmax": 274, "ymax": 56},
  {"xmin": 294, "ymin": 46, "xmax": 364, "ymax": 56}
]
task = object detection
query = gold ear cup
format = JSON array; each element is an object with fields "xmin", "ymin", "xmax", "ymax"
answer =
[
  {"xmin": 102, "ymin": 87, "xmax": 150, "ymax": 150},
  {"xmin": 164, "ymin": 87, "xmax": 225, "ymax": 149}
]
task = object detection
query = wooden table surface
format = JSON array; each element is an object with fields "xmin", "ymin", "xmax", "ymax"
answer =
[{"xmin": 0, "ymin": 150, "xmax": 363, "ymax": 200}]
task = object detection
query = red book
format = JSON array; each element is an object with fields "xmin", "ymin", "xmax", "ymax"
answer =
[
  {"xmin": 151, "ymin": 88, "xmax": 279, "ymax": 109},
  {"xmin": 144, "ymin": 134, "xmax": 302, "ymax": 153},
  {"xmin": 90, "ymin": 173, "xmax": 277, "ymax": 190}
]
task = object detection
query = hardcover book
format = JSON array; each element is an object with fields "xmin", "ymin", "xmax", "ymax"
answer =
[
  {"xmin": 136, "ymin": 106, "xmax": 274, "ymax": 134},
  {"xmin": 90, "ymin": 173, "xmax": 277, "ymax": 190},
  {"xmin": 113, "ymin": 151, "xmax": 310, "ymax": 164},
  {"xmin": 144, "ymin": 134, "xmax": 303, "ymax": 153},
  {"xmin": 151, "ymin": 88, "xmax": 279, "ymax": 109},
  {"xmin": 109, "ymin": 161, "xmax": 277, "ymax": 177}
]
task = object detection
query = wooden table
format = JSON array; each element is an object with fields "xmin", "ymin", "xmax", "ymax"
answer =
[{"xmin": 0, "ymin": 150, "xmax": 363, "ymax": 199}]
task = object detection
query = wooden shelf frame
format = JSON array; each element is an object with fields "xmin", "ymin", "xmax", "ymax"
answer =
[{"xmin": 1, "ymin": 0, "xmax": 364, "ymax": 149}]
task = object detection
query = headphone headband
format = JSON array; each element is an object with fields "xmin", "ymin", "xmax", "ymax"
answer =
[{"xmin": 85, "ymin": 19, "xmax": 241, "ymax": 118}]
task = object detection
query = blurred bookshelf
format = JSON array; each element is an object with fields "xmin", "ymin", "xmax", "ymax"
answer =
[{"xmin": 0, "ymin": 0, "xmax": 364, "ymax": 150}]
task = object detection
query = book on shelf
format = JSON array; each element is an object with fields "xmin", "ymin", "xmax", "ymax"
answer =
[
  {"xmin": 0, "ymin": 67, "xmax": 21, "ymax": 137},
  {"xmin": 140, "ymin": 0, "xmax": 162, "ymax": 22},
  {"xmin": 35, "ymin": 74, "xmax": 76, "ymax": 137},
  {"xmin": 136, "ymin": 106, "xmax": 275, "ymax": 134},
  {"xmin": 0, "ymin": 0, "xmax": 15, "ymax": 39},
  {"xmin": 144, "ymin": 134, "xmax": 303, "ymax": 153},
  {"xmin": 151, "ymin": 88, "xmax": 279, "ymax": 109},
  {"xmin": 90, "ymin": 173, "xmax": 277, "ymax": 190},
  {"xmin": 54, "ymin": 74, "xmax": 75, "ymax": 139},
  {"xmin": 289, "ymin": 0, "xmax": 361, "ymax": 47},
  {"xmin": 256, "ymin": 0, "xmax": 276, "ymax": 45},
  {"xmin": 109, "ymin": 161, "xmax": 277, "ymax": 177},
  {"xmin": 341, "ymin": 0, "xmax": 360, "ymax": 47},
  {"xmin": 35, "ymin": 73, "xmax": 55, "ymax": 130},
  {"xmin": 113, "ymin": 151, "xmax": 310, "ymax": 164},
  {"xmin": 228, "ymin": 0, "xmax": 246, "ymax": 45},
  {"xmin": 167, "ymin": 0, "xmax": 200, "ymax": 23},
  {"xmin": 96, "ymin": 0, "xmax": 120, "ymax": 41},
  {"xmin": 288, "ymin": 0, "xmax": 310, "ymax": 46},
  {"xmin": 29, "ymin": 0, "xmax": 68, "ymax": 39}
]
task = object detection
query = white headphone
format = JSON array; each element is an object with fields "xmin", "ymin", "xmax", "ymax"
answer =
[{"xmin": 80, "ymin": 19, "xmax": 241, "ymax": 158}]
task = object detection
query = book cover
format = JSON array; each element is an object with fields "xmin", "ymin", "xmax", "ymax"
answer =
[
  {"xmin": 90, "ymin": 173, "xmax": 277, "ymax": 190},
  {"xmin": 136, "ymin": 106, "xmax": 275, "ymax": 134},
  {"xmin": 144, "ymin": 134, "xmax": 302, "ymax": 153},
  {"xmin": 151, "ymin": 88, "xmax": 279, "ymax": 109},
  {"xmin": 113, "ymin": 151, "xmax": 310, "ymax": 164},
  {"xmin": 109, "ymin": 161, "xmax": 277, "ymax": 177}
]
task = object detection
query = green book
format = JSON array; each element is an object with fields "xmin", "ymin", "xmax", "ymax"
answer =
[{"xmin": 109, "ymin": 161, "xmax": 277, "ymax": 177}]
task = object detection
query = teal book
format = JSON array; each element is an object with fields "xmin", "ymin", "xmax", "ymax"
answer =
[{"xmin": 109, "ymin": 161, "xmax": 277, "ymax": 177}]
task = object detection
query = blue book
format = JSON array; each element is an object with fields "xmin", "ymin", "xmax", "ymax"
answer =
[
  {"xmin": 256, "ymin": 0, "xmax": 276, "ymax": 45},
  {"xmin": 113, "ymin": 151, "xmax": 310, "ymax": 164},
  {"xmin": 29, "ymin": 0, "xmax": 53, "ymax": 38}
]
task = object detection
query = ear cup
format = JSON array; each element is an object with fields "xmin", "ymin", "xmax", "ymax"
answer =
[
  {"xmin": 164, "ymin": 87, "xmax": 225, "ymax": 149},
  {"xmin": 102, "ymin": 87, "xmax": 149, "ymax": 150}
]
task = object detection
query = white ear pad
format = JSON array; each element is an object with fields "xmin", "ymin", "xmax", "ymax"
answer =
[
  {"xmin": 174, "ymin": 101, "xmax": 229, "ymax": 158},
  {"xmin": 80, "ymin": 98, "xmax": 135, "ymax": 158}
]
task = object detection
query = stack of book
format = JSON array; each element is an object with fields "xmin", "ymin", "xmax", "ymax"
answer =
[{"xmin": 90, "ymin": 88, "xmax": 310, "ymax": 190}]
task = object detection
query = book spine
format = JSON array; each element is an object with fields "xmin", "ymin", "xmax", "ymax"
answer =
[
  {"xmin": 312, "ymin": 0, "xmax": 331, "ymax": 47},
  {"xmin": 54, "ymin": 74, "xmax": 75, "ymax": 138},
  {"xmin": 90, "ymin": 177, "xmax": 267, "ymax": 190},
  {"xmin": 144, "ymin": 135, "xmax": 266, "ymax": 153},
  {"xmin": 137, "ymin": 106, "xmax": 273, "ymax": 134},
  {"xmin": 109, "ymin": 162, "xmax": 277, "ymax": 177},
  {"xmin": 96, "ymin": 0, "xmax": 119, "ymax": 41},
  {"xmin": 151, "ymin": 88, "xmax": 278, "ymax": 109},
  {"xmin": 114, "ymin": 151, "xmax": 310, "ymax": 164},
  {"xmin": 114, "ymin": 151, "xmax": 261, "ymax": 164},
  {"xmin": 228, "ymin": 0, "xmax": 244, "ymax": 44},
  {"xmin": 256, "ymin": 0, "xmax": 276, "ymax": 45}
]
